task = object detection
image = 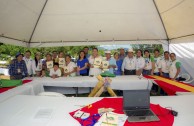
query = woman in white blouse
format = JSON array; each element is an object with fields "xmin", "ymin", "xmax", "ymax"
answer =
[
  {"xmin": 136, "ymin": 49, "xmax": 145, "ymax": 75},
  {"xmin": 88, "ymin": 48, "xmax": 102, "ymax": 76},
  {"xmin": 64, "ymin": 55, "xmax": 77, "ymax": 77},
  {"xmin": 32, "ymin": 52, "xmax": 42, "ymax": 77}
]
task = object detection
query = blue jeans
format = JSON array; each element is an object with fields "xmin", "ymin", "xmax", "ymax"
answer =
[
  {"xmin": 154, "ymin": 72, "xmax": 160, "ymax": 76},
  {"xmin": 143, "ymin": 70, "xmax": 151, "ymax": 75},
  {"xmin": 162, "ymin": 72, "xmax": 169, "ymax": 78}
]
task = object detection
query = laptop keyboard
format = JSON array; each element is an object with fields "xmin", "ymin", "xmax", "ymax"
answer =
[{"xmin": 125, "ymin": 110, "xmax": 154, "ymax": 116}]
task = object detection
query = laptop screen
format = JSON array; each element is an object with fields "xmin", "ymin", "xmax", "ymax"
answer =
[{"xmin": 123, "ymin": 90, "xmax": 150, "ymax": 110}]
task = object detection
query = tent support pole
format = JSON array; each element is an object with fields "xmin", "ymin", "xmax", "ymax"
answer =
[
  {"xmin": 153, "ymin": 0, "xmax": 170, "ymax": 51},
  {"xmin": 28, "ymin": 0, "xmax": 48, "ymax": 47}
]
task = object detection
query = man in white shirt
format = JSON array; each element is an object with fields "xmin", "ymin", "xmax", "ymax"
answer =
[
  {"xmin": 23, "ymin": 50, "xmax": 34, "ymax": 76},
  {"xmin": 159, "ymin": 51, "xmax": 171, "ymax": 78},
  {"xmin": 136, "ymin": 49, "xmax": 145, "ymax": 75},
  {"xmin": 152, "ymin": 49, "xmax": 162, "ymax": 76},
  {"xmin": 49, "ymin": 63, "xmax": 61, "ymax": 78},
  {"xmin": 122, "ymin": 49, "xmax": 137, "ymax": 75}
]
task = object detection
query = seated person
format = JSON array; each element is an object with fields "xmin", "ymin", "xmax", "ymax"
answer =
[
  {"xmin": 9, "ymin": 52, "xmax": 28, "ymax": 79},
  {"xmin": 49, "ymin": 63, "xmax": 61, "ymax": 79},
  {"xmin": 64, "ymin": 55, "xmax": 77, "ymax": 77}
]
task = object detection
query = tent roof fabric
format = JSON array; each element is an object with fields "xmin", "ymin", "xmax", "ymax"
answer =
[{"xmin": 0, "ymin": 0, "xmax": 193, "ymax": 47}]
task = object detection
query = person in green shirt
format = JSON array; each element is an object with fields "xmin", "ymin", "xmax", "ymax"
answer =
[{"xmin": 169, "ymin": 53, "xmax": 181, "ymax": 81}]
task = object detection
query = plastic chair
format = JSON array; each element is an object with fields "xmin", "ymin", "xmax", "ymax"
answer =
[
  {"xmin": 182, "ymin": 79, "xmax": 194, "ymax": 84},
  {"xmin": 180, "ymin": 73, "xmax": 190, "ymax": 82},
  {"xmin": 38, "ymin": 92, "xmax": 66, "ymax": 97}
]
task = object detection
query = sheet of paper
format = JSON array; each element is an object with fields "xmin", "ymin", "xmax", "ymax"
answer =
[{"xmin": 34, "ymin": 108, "xmax": 53, "ymax": 120}]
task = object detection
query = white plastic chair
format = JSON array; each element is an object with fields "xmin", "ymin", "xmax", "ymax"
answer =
[
  {"xmin": 38, "ymin": 92, "xmax": 66, "ymax": 97},
  {"xmin": 180, "ymin": 73, "xmax": 190, "ymax": 82},
  {"xmin": 182, "ymin": 79, "xmax": 194, "ymax": 84}
]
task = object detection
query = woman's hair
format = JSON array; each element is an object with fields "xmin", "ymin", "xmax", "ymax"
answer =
[
  {"xmin": 35, "ymin": 53, "xmax": 41, "ymax": 67},
  {"xmin": 114, "ymin": 52, "xmax": 119, "ymax": 56},
  {"xmin": 92, "ymin": 48, "xmax": 98, "ymax": 52},
  {"xmin": 137, "ymin": 49, "xmax": 143, "ymax": 57},
  {"xmin": 65, "ymin": 54, "xmax": 71, "ymax": 59},
  {"xmin": 78, "ymin": 50, "xmax": 86, "ymax": 60}
]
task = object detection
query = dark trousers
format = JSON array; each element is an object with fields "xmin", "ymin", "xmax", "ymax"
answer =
[
  {"xmin": 80, "ymin": 73, "xmax": 88, "ymax": 76},
  {"xmin": 142, "ymin": 69, "xmax": 151, "ymax": 75},
  {"xmin": 162, "ymin": 72, "xmax": 169, "ymax": 78},
  {"xmin": 154, "ymin": 72, "xmax": 160, "ymax": 76},
  {"xmin": 124, "ymin": 69, "xmax": 136, "ymax": 75}
]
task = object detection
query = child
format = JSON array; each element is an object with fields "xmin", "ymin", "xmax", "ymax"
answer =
[{"xmin": 49, "ymin": 63, "xmax": 61, "ymax": 79}]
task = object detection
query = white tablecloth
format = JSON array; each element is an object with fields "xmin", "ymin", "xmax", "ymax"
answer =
[
  {"xmin": 0, "ymin": 79, "xmax": 44, "ymax": 103},
  {"xmin": 0, "ymin": 95, "xmax": 194, "ymax": 126},
  {"xmin": 0, "ymin": 76, "xmax": 152, "ymax": 102},
  {"xmin": 32, "ymin": 75, "xmax": 152, "ymax": 90}
]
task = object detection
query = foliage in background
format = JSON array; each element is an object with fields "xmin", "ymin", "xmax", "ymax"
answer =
[
  {"xmin": 131, "ymin": 44, "xmax": 164, "ymax": 55},
  {"xmin": 0, "ymin": 43, "xmax": 163, "ymax": 61}
]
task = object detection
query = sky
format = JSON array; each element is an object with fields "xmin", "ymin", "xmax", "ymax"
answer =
[{"xmin": 98, "ymin": 44, "xmax": 131, "ymax": 50}]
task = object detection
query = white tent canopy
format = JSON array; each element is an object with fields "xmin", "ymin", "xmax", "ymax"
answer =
[{"xmin": 0, "ymin": 0, "xmax": 193, "ymax": 47}]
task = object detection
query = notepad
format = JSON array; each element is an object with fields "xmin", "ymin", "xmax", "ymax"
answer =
[
  {"xmin": 59, "ymin": 58, "xmax": 65, "ymax": 67},
  {"xmin": 94, "ymin": 58, "xmax": 102, "ymax": 68},
  {"xmin": 46, "ymin": 61, "xmax": 53, "ymax": 69}
]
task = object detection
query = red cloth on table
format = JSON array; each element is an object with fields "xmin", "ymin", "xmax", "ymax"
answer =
[
  {"xmin": 0, "ymin": 87, "xmax": 14, "ymax": 93},
  {"xmin": 69, "ymin": 98, "xmax": 174, "ymax": 126},
  {"xmin": 22, "ymin": 79, "xmax": 32, "ymax": 84},
  {"xmin": 143, "ymin": 75, "xmax": 156, "ymax": 79},
  {"xmin": 154, "ymin": 80, "xmax": 189, "ymax": 95},
  {"xmin": 0, "ymin": 79, "xmax": 32, "ymax": 93}
]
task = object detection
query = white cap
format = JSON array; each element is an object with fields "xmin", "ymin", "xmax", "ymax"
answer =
[
  {"xmin": 128, "ymin": 48, "xmax": 134, "ymax": 53},
  {"xmin": 105, "ymin": 50, "xmax": 111, "ymax": 54}
]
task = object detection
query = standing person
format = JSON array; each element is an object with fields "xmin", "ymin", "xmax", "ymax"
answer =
[
  {"xmin": 88, "ymin": 48, "xmax": 103, "ymax": 76},
  {"xmin": 122, "ymin": 49, "xmax": 137, "ymax": 75},
  {"xmin": 83, "ymin": 47, "xmax": 90, "ymax": 59},
  {"xmin": 152, "ymin": 49, "xmax": 162, "ymax": 76},
  {"xmin": 64, "ymin": 55, "xmax": 77, "ymax": 77},
  {"xmin": 169, "ymin": 53, "xmax": 181, "ymax": 81},
  {"xmin": 159, "ymin": 51, "xmax": 171, "ymax": 78},
  {"xmin": 32, "ymin": 52, "xmax": 42, "ymax": 77},
  {"xmin": 114, "ymin": 52, "xmax": 123, "ymax": 75},
  {"xmin": 136, "ymin": 49, "xmax": 145, "ymax": 75},
  {"xmin": 42, "ymin": 53, "xmax": 53, "ymax": 70},
  {"xmin": 9, "ymin": 52, "xmax": 28, "ymax": 79},
  {"xmin": 52, "ymin": 51, "xmax": 58, "ymax": 63},
  {"xmin": 23, "ymin": 50, "xmax": 34, "ymax": 76},
  {"xmin": 143, "ymin": 50, "xmax": 154, "ymax": 75},
  {"xmin": 104, "ymin": 51, "xmax": 117, "ymax": 74},
  {"xmin": 42, "ymin": 53, "xmax": 53, "ymax": 77},
  {"xmin": 77, "ymin": 51, "xmax": 89, "ymax": 76},
  {"xmin": 119, "ymin": 48, "xmax": 126, "ymax": 60},
  {"xmin": 83, "ymin": 46, "xmax": 90, "ymax": 75}
]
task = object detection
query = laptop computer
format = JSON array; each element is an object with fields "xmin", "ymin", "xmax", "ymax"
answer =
[{"xmin": 123, "ymin": 90, "xmax": 160, "ymax": 122}]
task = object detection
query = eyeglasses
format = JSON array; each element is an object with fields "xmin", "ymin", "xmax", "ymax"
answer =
[{"xmin": 81, "ymin": 114, "xmax": 101, "ymax": 126}]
